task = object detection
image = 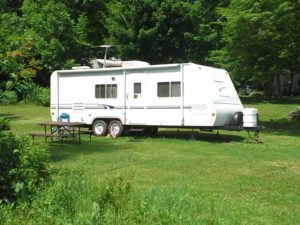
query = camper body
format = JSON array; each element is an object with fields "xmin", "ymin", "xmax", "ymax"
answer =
[{"xmin": 50, "ymin": 62, "xmax": 251, "ymax": 136}]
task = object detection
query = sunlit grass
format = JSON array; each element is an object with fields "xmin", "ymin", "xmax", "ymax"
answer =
[{"xmin": 0, "ymin": 98, "xmax": 300, "ymax": 224}]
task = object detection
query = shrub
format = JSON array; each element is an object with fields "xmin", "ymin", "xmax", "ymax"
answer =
[
  {"xmin": 0, "ymin": 132, "xmax": 50, "ymax": 202},
  {"xmin": 288, "ymin": 107, "xmax": 300, "ymax": 121},
  {"xmin": 0, "ymin": 83, "xmax": 50, "ymax": 106},
  {"xmin": 0, "ymin": 91, "xmax": 18, "ymax": 105},
  {"xmin": 23, "ymin": 85, "xmax": 50, "ymax": 106},
  {"xmin": 0, "ymin": 117, "xmax": 10, "ymax": 132}
]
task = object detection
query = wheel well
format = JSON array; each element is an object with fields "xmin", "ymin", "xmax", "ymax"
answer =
[{"xmin": 92, "ymin": 118, "xmax": 122, "ymax": 125}]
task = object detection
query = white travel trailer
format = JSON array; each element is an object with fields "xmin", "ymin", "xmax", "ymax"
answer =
[{"xmin": 50, "ymin": 61, "xmax": 260, "ymax": 136}]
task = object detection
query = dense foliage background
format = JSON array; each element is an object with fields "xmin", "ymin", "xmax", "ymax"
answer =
[{"xmin": 0, "ymin": 0, "xmax": 299, "ymax": 100}]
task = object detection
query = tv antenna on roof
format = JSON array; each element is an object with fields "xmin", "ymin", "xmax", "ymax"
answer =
[{"xmin": 92, "ymin": 45, "xmax": 113, "ymax": 68}]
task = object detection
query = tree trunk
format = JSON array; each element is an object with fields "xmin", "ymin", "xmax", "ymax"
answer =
[
  {"xmin": 263, "ymin": 81, "xmax": 273, "ymax": 99},
  {"xmin": 274, "ymin": 73, "xmax": 282, "ymax": 98},
  {"xmin": 289, "ymin": 72, "xmax": 294, "ymax": 96}
]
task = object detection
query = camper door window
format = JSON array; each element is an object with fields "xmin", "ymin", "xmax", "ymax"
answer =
[
  {"xmin": 95, "ymin": 84, "xmax": 117, "ymax": 98},
  {"xmin": 134, "ymin": 83, "xmax": 141, "ymax": 98},
  {"xmin": 157, "ymin": 82, "xmax": 181, "ymax": 97}
]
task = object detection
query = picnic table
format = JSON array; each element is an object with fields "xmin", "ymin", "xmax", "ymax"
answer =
[{"xmin": 29, "ymin": 121, "xmax": 87, "ymax": 144}]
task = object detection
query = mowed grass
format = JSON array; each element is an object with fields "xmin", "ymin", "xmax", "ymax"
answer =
[{"xmin": 1, "ymin": 98, "xmax": 300, "ymax": 224}]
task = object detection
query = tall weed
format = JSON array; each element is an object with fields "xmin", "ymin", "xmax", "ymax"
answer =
[
  {"xmin": 0, "ymin": 173, "xmax": 220, "ymax": 225},
  {"xmin": 92, "ymin": 176, "xmax": 132, "ymax": 224},
  {"xmin": 10, "ymin": 170, "xmax": 95, "ymax": 225}
]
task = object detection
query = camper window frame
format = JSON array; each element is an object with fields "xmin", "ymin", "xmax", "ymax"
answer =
[
  {"xmin": 133, "ymin": 82, "xmax": 142, "ymax": 99},
  {"xmin": 157, "ymin": 81, "xmax": 181, "ymax": 97},
  {"xmin": 95, "ymin": 84, "xmax": 118, "ymax": 99}
]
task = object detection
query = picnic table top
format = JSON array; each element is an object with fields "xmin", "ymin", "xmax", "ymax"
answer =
[{"xmin": 38, "ymin": 121, "xmax": 86, "ymax": 127}]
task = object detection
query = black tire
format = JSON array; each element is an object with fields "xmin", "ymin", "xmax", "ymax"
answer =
[
  {"xmin": 92, "ymin": 120, "xmax": 108, "ymax": 136},
  {"xmin": 108, "ymin": 120, "xmax": 124, "ymax": 137}
]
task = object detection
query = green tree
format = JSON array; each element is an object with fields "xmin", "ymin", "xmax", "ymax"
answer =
[
  {"xmin": 0, "ymin": 0, "xmax": 91, "ymax": 96},
  {"xmin": 0, "ymin": 12, "xmax": 39, "ymax": 102},
  {"xmin": 61, "ymin": 0, "xmax": 108, "ymax": 46},
  {"xmin": 0, "ymin": 0, "xmax": 23, "ymax": 14},
  {"xmin": 21, "ymin": 0, "xmax": 89, "ymax": 70},
  {"xmin": 210, "ymin": 0, "xmax": 300, "ymax": 97},
  {"xmin": 105, "ymin": 0, "xmax": 226, "ymax": 64}
]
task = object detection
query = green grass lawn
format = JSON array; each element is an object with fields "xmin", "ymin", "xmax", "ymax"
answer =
[{"xmin": 1, "ymin": 98, "xmax": 300, "ymax": 224}]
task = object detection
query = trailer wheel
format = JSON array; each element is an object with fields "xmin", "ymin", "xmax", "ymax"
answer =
[
  {"xmin": 108, "ymin": 120, "xmax": 124, "ymax": 137},
  {"xmin": 92, "ymin": 120, "xmax": 108, "ymax": 136}
]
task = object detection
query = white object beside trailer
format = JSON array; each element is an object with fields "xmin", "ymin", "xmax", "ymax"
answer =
[{"xmin": 50, "ymin": 62, "xmax": 258, "ymax": 136}]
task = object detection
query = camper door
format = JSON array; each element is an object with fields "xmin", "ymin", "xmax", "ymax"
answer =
[{"xmin": 125, "ymin": 72, "xmax": 146, "ymax": 125}]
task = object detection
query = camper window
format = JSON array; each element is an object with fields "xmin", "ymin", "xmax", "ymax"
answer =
[
  {"xmin": 134, "ymin": 83, "xmax": 141, "ymax": 98},
  {"xmin": 95, "ymin": 84, "xmax": 117, "ymax": 98},
  {"xmin": 171, "ymin": 82, "xmax": 181, "ymax": 97},
  {"xmin": 157, "ymin": 82, "xmax": 181, "ymax": 97},
  {"xmin": 107, "ymin": 84, "xmax": 117, "ymax": 98},
  {"xmin": 158, "ymin": 82, "xmax": 169, "ymax": 97}
]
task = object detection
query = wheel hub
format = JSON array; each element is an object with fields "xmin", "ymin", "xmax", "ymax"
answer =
[
  {"xmin": 111, "ymin": 123, "xmax": 120, "ymax": 134},
  {"xmin": 95, "ymin": 123, "xmax": 104, "ymax": 134}
]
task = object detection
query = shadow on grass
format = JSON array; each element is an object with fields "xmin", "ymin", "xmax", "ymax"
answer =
[
  {"xmin": 128, "ymin": 129, "xmax": 246, "ymax": 143},
  {"xmin": 49, "ymin": 130, "xmax": 246, "ymax": 162},
  {"xmin": 261, "ymin": 119, "xmax": 300, "ymax": 136},
  {"xmin": 0, "ymin": 113, "xmax": 19, "ymax": 120}
]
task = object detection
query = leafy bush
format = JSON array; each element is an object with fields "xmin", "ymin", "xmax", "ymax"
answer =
[
  {"xmin": 288, "ymin": 107, "xmax": 300, "ymax": 121},
  {"xmin": 0, "ymin": 83, "xmax": 50, "ymax": 106},
  {"xmin": 0, "ymin": 90, "xmax": 18, "ymax": 104},
  {"xmin": 0, "ymin": 132, "xmax": 50, "ymax": 202},
  {"xmin": 23, "ymin": 85, "xmax": 50, "ymax": 106},
  {"xmin": 0, "ymin": 117, "xmax": 10, "ymax": 131}
]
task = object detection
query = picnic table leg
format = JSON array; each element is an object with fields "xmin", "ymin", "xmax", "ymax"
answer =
[
  {"xmin": 73, "ymin": 126, "xmax": 75, "ymax": 142},
  {"xmin": 60, "ymin": 128, "xmax": 63, "ymax": 146},
  {"xmin": 79, "ymin": 127, "xmax": 81, "ymax": 144},
  {"xmin": 50, "ymin": 125, "xmax": 53, "ymax": 142},
  {"xmin": 44, "ymin": 124, "xmax": 47, "ymax": 142}
]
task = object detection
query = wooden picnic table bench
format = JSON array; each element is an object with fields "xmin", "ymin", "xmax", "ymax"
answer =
[
  {"xmin": 29, "ymin": 132, "xmax": 55, "ymax": 142},
  {"xmin": 29, "ymin": 121, "xmax": 87, "ymax": 145}
]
